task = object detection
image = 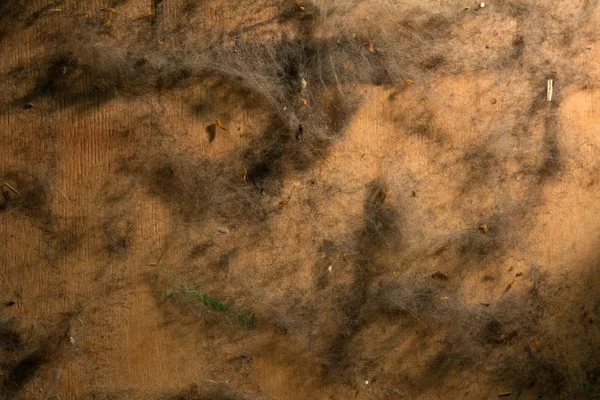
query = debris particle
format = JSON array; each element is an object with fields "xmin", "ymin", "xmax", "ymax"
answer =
[
  {"xmin": 498, "ymin": 393, "xmax": 512, "ymax": 398},
  {"xmin": 503, "ymin": 273, "xmax": 522, "ymax": 294},
  {"xmin": 480, "ymin": 302, "xmax": 491, "ymax": 307},
  {"xmin": 296, "ymin": 124, "xmax": 304, "ymax": 141},
  {"xmin": 217, "ymin": 227, "xmax": 230, "ymax": 234},
  {"xmin": 243, "ymin": 168, "xmax": 248, "ymax": 181},
  {"xmin": 69, "ymin": 336, "xmax": 75, "ymax": 344},
  {"xmin": 327, "ymin": 265, "xmax": 332, "ymax": 273},
  {"xmin": 23, "ymin": 103, "xmax": 33, "ymax": 109},
  {"xmin": 364, "ymin": 41, "xmax": 375, "ymax": 53},
  {"xmin": 432, "ymin": 271, "xmax": 449, "ymax": 280},
  {"xmin": 547, "ymin": 79, "xmax": 553, "ymax": 102},
  {"xmin": 365, "ymin": 380, "xmax": 369, "ymax": 385},
  {"xmin": 480, "ymin": 2, "xmax": 486, "ymax": 8},
  {"xmin": 479, "ymin": 224, "xmax": 488, "ymax": 234},
  {"xmin": 411, "ymin": 190, "xmax": 417, "ymax": 198},
  {"xmin": 3, "ymin": 301, "xmax": 15, "ymax": 307},
  {"xmin": 440, "ymin": 296, "xmax": 449, "ymax": 300},
  {"xmin": 301, "ymin": 98, "xmax": 308, "ymax": 107},
  {"xmin": 301, "ymin": 78, "xmax": 307, "ymax": 89},
  {"xmin": 405, "ymin": 79, "xmax": 415, "ymax": 85},
  {"xmin": 216, "ymin": 118, "xmax": 227, "ymax": 130}
]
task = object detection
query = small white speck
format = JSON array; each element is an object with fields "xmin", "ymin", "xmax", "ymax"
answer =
[
  {"xmin": 480, "ymin": 2, "xmax": 486, "ymax": 7},
  {"xmin": 365, "ymin": 380, "xmax": 369, "ymax": 385},
  {"xmin": 69, "ymin": 336, "xmax": 75, "ymax": 344},
  {"xmin": 328, "ymin": 265, "xmax": 332, "ymax": 273}
]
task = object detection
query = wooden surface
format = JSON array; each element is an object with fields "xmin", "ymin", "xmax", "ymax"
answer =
[{"xmin": 1, "ymin": 1, "xmax": 600, "ymax": 399}]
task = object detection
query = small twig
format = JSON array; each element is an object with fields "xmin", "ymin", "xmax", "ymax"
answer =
[
  {"xmin": 57, "ymin": 187, "xmax": 69, "ymax": 201},
  {"xmin": 2, "ymin": 182, "xmax": 20, "ymax": 195},
  {"xmin": 148, "ymin": 250, "xmax": 165, "ymax": 266},
  {"xmin": 547, "ymin": 79, "xmax": 553, "ymax": 102},
  {"xmin": 503, "ymin": 272, "xmax": 522, "ymax": 294},
  {"xmin": 329, "ymin": 54, "xmax": 342, "ymax": 93}
]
